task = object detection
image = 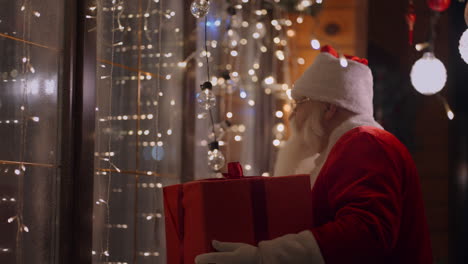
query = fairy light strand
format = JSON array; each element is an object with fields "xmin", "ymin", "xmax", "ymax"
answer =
[
  {"xmin": 154, "ymin": 0, "xmax": 163, "ymax": 174},
  {"xmin": 150, "ymin": 0, "xmax": 164, "ymax": 256},
  {"xmin": 104, "ymin": 1, "xmax": 118, "ymax": 260},
  {"xmin": 204, "ymin": 15, "xmax": 217, "ymax": 142}
]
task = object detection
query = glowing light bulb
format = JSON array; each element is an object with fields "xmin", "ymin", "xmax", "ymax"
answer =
[
  {"xmin": 272, "ymin": 139, "xmax": 281, "ymax": 146},
  {"xmin": 301, "ymin": 0, "xmax": 312, "ymax": 8},
  {"xmin": 190, "ymin": 0, "xmax": 210, "ymax": 18},
  {"xmin": 340, "ymin": 55, "xmax": 348, "ymax": 68},
  {"xmin": 197, "ymin": 112, "xmax": 208, "ymax": 119},
  {"xmin": 240, "ymin": 90, "xmax": 247, "ymax": 99},
  {"xmin": 224, "ymin": 29, "xmax": 240, "ymax": 49},
  {"xmin": 447, "ymin": 110, "xmax": 454, "ymax": 120},
  {"xmin": 196, "ymin": 89, "xmax": 216, "ymax": 110},
  {"xmin": 276, "ymin": 123, "xmax": 285, "ymax": 132},
  {"xmin": 238, "ymin": 124, "xmax": 246, "ymax": 132},
  {"xmin": 459, "ymin": 29, "xmax": 468, "ymax": 64},
  {"xmin": 207, "ymin": 149, "xmax": 225, "ymax": 171},
  {"xmin": 252, "ymin": 22, "xmax": 266, "ymax": 39},
  {"xmin": 415, "ymin": 42, "xmax": 429, "ymax": 51},
  {"xmin": 410, "ymin": 52, "xmax": 447, "ymax": 95},
  {"xmin": 286, "ymin": 89, "xmax": 292, "ymax": 100},
  {"xmin": 275, "ymin": 50, "xmax": 285, "ymax": 61},
  {"xmin": 264, "ymin": 76, "xmax": 275, "ymax": 85},
  {"xmin": 311, "ymin": 39, "xmax": 320, "ymax": 50}
]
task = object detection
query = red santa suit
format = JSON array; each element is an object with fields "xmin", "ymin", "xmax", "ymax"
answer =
[
  {"xmin": 257, "ymin": 115, "xmax": 433, "ymax": 264},
  {"xmin": 259, "ymin": 46, "xmax": 432, "ymax": 263},
  {"xmin": 313, "ymin": 117, "xmax": 432, "ymax": 263}
]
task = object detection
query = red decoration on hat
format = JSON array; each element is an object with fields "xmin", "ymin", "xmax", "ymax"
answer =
[
  {"xmin": 320, "ymin": 45, "xmax": 368, "ymax": 66},
  {"xmin": 344, "ymin": 55, "xmax": 368, "ymax": 66},
  {"xmin": 320, "ymin": 45, "xmax": 339, "ymax": 58},
  {"xmin": 427, "ymin": 0, "xmax": 451, "ymax": 12}
]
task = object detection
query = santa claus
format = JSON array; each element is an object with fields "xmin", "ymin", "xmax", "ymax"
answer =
[{"xmin": 195, "ymin": 45, "xmax": 433, "ymax": 264}]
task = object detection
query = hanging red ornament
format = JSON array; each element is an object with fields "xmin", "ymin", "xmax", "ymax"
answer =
[
  {"xmin": 427, "ymin": 0, "xmax": 451, "ymax": 12},
  {"xmin": 406, "ymin": 1, "xmax": 416, "ymax": 45}
]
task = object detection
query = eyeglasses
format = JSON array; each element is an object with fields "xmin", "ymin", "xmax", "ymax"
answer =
[{"xmin": 291, "ymin": 97, "xmax": 311, "ymax": 110}]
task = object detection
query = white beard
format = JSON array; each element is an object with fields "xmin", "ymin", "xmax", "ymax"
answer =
[{"xmin": 273, "ymin": 117, "xmax": 324, "ymax": 176}]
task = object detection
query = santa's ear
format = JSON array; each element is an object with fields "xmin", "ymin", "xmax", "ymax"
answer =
[{"xmin": 323, "ymin": 103, "xmax": 336, "ymax": 121}]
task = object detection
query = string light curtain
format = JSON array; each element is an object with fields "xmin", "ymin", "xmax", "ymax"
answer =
[
  {"xmin": 0, "ymin": 0, "xmax": 64, "ymax": 263},
  {"xmin": 193, "ymin": 0, "xmax": 303, "ymax": 179},
  {"xmin": 92, "ymin": 0, "xmax": 184, "ymax": 263}
]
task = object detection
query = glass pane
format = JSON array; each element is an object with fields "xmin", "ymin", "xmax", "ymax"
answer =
[
  {"xmin": 0, "ymin": 0, "xmax": 63, "ymax": 262},
  {"xmin": 93, "ymin": 0, "xmax": 184, "ymax": 263},
  {"xmin": 0, "ymin": 166, "xmax": 59, "ymax": 263},
  {"xmin": 0, "ymin": 39, "xmax": 59, "ymax": 164}
]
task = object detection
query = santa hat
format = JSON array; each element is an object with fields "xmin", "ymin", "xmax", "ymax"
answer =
[{"xmin": 291, "ymin": 45, "xmax": 374, "ymax": 116}]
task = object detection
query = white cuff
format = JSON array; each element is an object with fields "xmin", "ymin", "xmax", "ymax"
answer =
[{"xmin": 258, "ymin": 230, "xmax": 325, "ymax": 264}]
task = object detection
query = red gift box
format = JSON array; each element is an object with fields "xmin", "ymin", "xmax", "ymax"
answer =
[{"xmin": 163, "ymin": 163, "xmax": 313, "ymax": 264}]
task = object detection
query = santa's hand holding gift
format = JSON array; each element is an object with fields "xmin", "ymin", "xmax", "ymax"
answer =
[{"xmin": 195, "ymin": 46, "xmax": 433, "ymax": 264}]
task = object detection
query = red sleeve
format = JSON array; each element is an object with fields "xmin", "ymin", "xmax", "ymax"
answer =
[{"xmin": 311, "ymin": 133, "xmax": 403, "ymax": 263}]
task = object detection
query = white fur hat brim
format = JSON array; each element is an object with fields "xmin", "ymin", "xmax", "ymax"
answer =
[{"xmin": 291, "ymin": 52, "xmax": 374, "ymax": 116}]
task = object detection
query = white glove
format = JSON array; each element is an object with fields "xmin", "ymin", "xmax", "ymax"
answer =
[
  {"xmin": 195, "ymin": 240, "xmax": 260, "ymax": 264},
  {"xmin": 195, "ymin": 231, "xmax": 325, "ymax": 264},
  {"xmin": 258, "ymin": 230, "xmax": 325, "ymax": 264}
]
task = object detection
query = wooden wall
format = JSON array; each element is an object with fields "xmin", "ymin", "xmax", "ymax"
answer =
[{"xmin": 288, "ymin": 0, "xmax": 368, "ymax": 81}]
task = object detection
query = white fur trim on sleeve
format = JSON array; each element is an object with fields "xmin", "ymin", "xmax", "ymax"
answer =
[{"xmin": 258, "ymin": 230, "xmax": 325, "ymax": 264}]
